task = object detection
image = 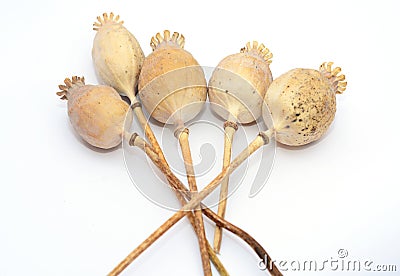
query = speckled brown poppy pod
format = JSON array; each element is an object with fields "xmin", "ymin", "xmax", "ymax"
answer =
[
  {"xmin": 57, "ymin": 76, "xmax": 132, "ymax": 149},
  {"xmin": 263, "ymin": 62, "xmax": 347, "ymax": 146}
]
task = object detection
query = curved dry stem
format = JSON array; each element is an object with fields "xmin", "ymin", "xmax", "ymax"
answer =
[
  {"xmin": 177, "ymin": 128, "xmax": 211, "ymax": 275},
  {"xmin": 213, "ymin": 121, "xmax": 237, "ymax": 253},
  {"xmin": 111, "ymin": 132, "xmax": 282, "ymax": 275},
  {"xmin": 203, "ymin": 206, "xmax": 282, "ymax": 276}
]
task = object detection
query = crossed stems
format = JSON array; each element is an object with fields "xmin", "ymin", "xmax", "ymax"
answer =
[{"xmin": 110, "ymin": 101, "xmax": 282, "ymax": 275}]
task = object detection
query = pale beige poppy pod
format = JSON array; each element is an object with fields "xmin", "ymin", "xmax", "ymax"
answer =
[
  {"xmin": 57, "ymin": 76, "xmax": 132, "ymax": 149},
  {"xmin": 208, "ymin": 41, "xmax": 273, "ymax": 124},
  {"xmin": 138, "ymin": 30, "xmax": 207, "ymax": 125},
  {"xmin": 92, "ymin": 12, "xmax": 145, "ymax": 100},
  {"xmin": 263, "ymin": 62, "xmax": 347, "ymax": 146}
]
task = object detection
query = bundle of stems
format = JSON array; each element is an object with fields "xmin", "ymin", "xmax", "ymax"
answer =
[{"xmin": 110, "ymin": 130, "xmax": 282, "ymax": 276}]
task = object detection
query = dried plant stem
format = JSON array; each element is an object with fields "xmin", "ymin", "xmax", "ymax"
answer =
[
  {"xmin": 131, "ymin": 102, "xmax": 161, "ymax": 155},
  {"xmin": 203, "ymin": 206, "xmax": 282, "ymax": 276},
  {"xmin": 177, "ymin": 128, "xmax": 211, "ymax": 275},
  {"xmin": 110, "ymin": 131, "xmax": 281, "ymax": 275},
  {"xmin": 131, "ymin": 134, "xmax": 281, "ymax": 275},
  {"xmin": 130, "ymin": 103, "xmax": 227, "ymax": 275},
  {"xmin": 214, "ymin": 121, "xmax": 237, "ymax": 253}
]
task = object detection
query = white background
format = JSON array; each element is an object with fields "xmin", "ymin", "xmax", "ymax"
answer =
[{"xmin": 1, "ymin": 0, "xmax": 399, "ymax": 275}]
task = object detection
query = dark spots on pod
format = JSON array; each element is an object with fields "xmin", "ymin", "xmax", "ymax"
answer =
[
  {"xmin": 225, "ymin": 90, "xmax": 228, "ymax": 93},
  {"xmin": 311, "ymin": 126, "xmax": 316, "ymax": 133},
  {"xmin": 291, "ymin": 119, "xmax": 297, "ymax": 123},
  {"xmin": 295, "ymin": 113, "xmax": 300, "ymax": 116},
  {"xmin": 252, "ymin": 90, "xmax": 256, "ymax": 94},
  {"xmin": 125, "ymin": 70, "xmax": 128, "ymax": 74},
  {"xmin": 299, "ymin": 119, "xmax": 303, "ymax": 122},
  {"xmin": 98, "ymin": 101, "xmax": 101, "ymax": 104},
  {"xmin": 285, "ymin": 125, "xmax": 290, "ymax": 128}
]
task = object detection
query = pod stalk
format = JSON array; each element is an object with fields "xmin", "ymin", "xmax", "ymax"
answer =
[
  {"xmin": 177, "ymin": 127, "xmax": 212, "ymax": 275},
  {"xmin": 213, "ymin": 120, "xmax": 237, "ymax": 253}
]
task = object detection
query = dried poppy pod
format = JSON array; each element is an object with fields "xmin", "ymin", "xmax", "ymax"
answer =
[
  {"xmin": 92, "ymin": 12, "xmax": 145, "ymax": 100},
  {"xmin": 208, "ymin": 41, "xmax": 273, "ymax": 253},
  {"xmin": 138, "ymin": 30, "xmax": 207, "ymax": 125},
  {"xmin": 263, "ymin": 62, "xmax": 347, "ymax": 146},
  {"xmin": 57, "ymin": 76, "xmax": 132, "ymax": 149},
  {"xmin": 138, "ymin": 30, "xmax": 210, "ymax": 274},
  {"xmin": 208, "ymin": 41, "xmax": 273, "ymax": 124}
]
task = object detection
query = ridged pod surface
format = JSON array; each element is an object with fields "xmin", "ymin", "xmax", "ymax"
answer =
[
  {"xmin": 208, "ymin": 41, "xmax": 273, "ymax": 123},
  {"xmin": 263, "ymin": 62, "xmax": 347, "ymax": 146},
  {"xmin": 92, "ymin": 12, "xmax": 145, "ymax": 100},
  {"xmin": 138, "ymin": 30, "xmax": 207, "ymax": 125},
  {"xmin": 57, "ymin": 76, "xmax": 132, "ymax": 149}
]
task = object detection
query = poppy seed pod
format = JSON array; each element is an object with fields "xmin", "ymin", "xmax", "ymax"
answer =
[
  {"xmin": 208, "ymin": 41, "xmax": 273, "ymax": 123},
  {"xmin": 92, "ymin": 12, "xmax": 145, "ymax": 100},
  {"xmin": 138, "ymin": 30, "xmax": 207, "ymax": 126},
  {"xmin": 57, "ymin": 76, "xmax": 132, "ymax": 149},
  {"xmin": 263, "ymin": 62, "xmax": 347, "ymax": 146}
]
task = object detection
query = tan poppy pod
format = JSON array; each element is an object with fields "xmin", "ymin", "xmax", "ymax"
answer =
[
  {"xmin": 138, "ymin": 30, "xmax": 207, "ymax": 126},
  {"xmin": 57, "ymin": 76, "xmax": 132, "ymax": 149},
  {"xmin": 138, "ymin": 30, "xmax": 210, "ymax": 273},
  {"xmin": 92, "ymin": 12, "xmax": 145, "ymax": 100},
  {"xmin": 208, "ymin": 41, "xmax": 273, "ymax": 253},
  {"xmin": 208, "ymin": 41, "xmax": 273, "ymax": 123},
  {"xmin": 263, "ymin": 62, "xmax": 347, "ymax": 146}
]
